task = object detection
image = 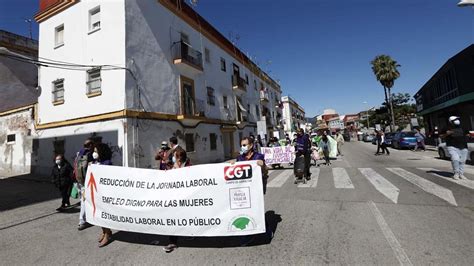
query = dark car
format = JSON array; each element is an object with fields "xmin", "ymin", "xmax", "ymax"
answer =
[{"xmin": 392, "ymin": 132, "xmax": 417, "ymax": 149}]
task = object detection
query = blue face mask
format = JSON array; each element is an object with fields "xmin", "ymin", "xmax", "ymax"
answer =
[
  {"xmin": 240, "ymin": 145, "xmax": 249, "ymax": 155},
  {"xmin": 172, "ymin": 156, "xmax": 177, "ymax": 164}
]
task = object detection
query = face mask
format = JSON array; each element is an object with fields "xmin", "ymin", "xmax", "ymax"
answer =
[
  {"xmin": 453, "ymin": 120, "xmax": 460, "ymax": 126},
  {"xmin": 172, "ymin": 156, "xmax": 177, "ymax": 164},
  {"xmin": 55, "ymin": 159, "xmax": 61, "ymax": 165},
  {"xmin": 92, "ymin": 152, "xmax": 99, "ymax": 160},
  {"xmin": 240, "ymin": 145, "xmax": 249, "ymax": 155}
]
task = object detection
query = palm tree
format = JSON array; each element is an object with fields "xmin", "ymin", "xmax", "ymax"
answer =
[{"xmin": 370, "ymin": 55, "xmax": 401, "ymax": 131}]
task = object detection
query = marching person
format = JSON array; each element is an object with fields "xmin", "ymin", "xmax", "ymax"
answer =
[
  {"xmin": 441, "ymin": 116, "xmax": 469, "ymax": 180},
  {"xmin": 167, "ymin": 136, "xmax": 179, "ymax": 168},
  {"xmin": 433, "ymin": 126, "xmax": 441, "ymax": 147},
  {"xmin": 75, "ymin": 138, "xmax": 94, "ymax": 231},
  {"xmin": 380, "ymin": 131, "xmax": 390, "ymax": 155},
  {"xmin": 321, "ymin": 135, "xmax": 331, "ymax": 165},
  {"xmin": 335, "ymin": 131, "xmax": 345, "ymax": 156},
  {"xmin": 163, "ymin": 146, "xmax": 192, "ymax": 253},
  {"xmin": 374, "ymin": 130, "xmax": 382, "ymax": 155},
  {"xmin": 295, "ymin": 128, "xmax": 311, "ymax": 179},
  {"xmin": 91, "ymin": 143, "xmax": 114, "ymax": 248},
  {"xmin": 51, "ymin": 154, "xmax": 74, "ymax": 211},
  {"xmin": 155, "ymin": 141, "xmax": 171, "ymax": 170},
  {"xmin": 235, "ymin": 136, "xmax": 269, "ymax": 246},
  {"xmin": 413, "ymin": 128, "xmax": 426, "ymax": 152}
]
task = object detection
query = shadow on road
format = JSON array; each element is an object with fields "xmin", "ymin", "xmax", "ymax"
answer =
[
  {"xmin": 112, "ymin": 211, "xmax": 282, "ymax": 248},
  {"xmin": 0, "ymin": 174, "xmax": 60, "ymax": 211},
  {"xmin": 426, "ymin": 170, "xmax": 453, "ymax": 178}
]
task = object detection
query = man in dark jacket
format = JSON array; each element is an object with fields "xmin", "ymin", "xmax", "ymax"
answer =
[
  {"xmin": 441, "ymin": 116, "xmax": 469, "ymax": 180},
  {"xmin": 295, "ymin": 128, "xmax": 311, "ymax": 179},
  {"xmin": 52, "ymin": 154, "xmax": 74, "ymax": 211}
]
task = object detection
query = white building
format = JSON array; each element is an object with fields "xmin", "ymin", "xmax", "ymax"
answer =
[
  {"xmin": 32, "ymin": 0, "xmax": 282, "ymax": 175},
  {"xmin": 281, "ymin": 96, "xmax": 305, "ymax": 135},
  {"xmin": 0, "ymin": 30, "xmax": 38, "ymax": 178}
]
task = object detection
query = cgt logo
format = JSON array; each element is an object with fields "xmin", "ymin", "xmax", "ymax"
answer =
[{"xmin": 224, "ymin": 164, "xmax": 252, "ymax": 181}]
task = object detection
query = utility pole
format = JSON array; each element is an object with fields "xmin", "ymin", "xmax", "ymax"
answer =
[{"xmin": 24, "ymin": 19, "xmax": 32, "ymax": 39}]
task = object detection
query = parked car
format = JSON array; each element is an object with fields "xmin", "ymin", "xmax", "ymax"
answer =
[
  {"xmin": 372, "ymin": 137, "xmax": 377, "ymax": 145},
  {"xmin": 438, "ymin": 138, "xmax": 474, "ymax": 163},
  {"xmin": 392, "ymin": 132, "xmax": 417, "ymax": 149},
  {"xmin": 363, "ymin": 134, "xmax": 374, "ymax": 142}
]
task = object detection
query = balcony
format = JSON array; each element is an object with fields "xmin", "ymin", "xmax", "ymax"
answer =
[
  {"xmin": 173, "ymin": 41, "xmax": 203, "ymax": 72},
  {"xmin": 260, "ymin": 90, "xmax": 269, "ymax": 103},
  {"xmin": 232, "ymin": 75, "xmax": 247, "ymax": 91}
]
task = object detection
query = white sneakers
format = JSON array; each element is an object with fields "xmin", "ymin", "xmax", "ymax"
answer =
[
  {"xmin": 453, "ymin": 173, "xmax": 460, "ymax": 180},
  {"xmin": 459, "ymin": 174, "xmax": 467, "ymax": 180}
]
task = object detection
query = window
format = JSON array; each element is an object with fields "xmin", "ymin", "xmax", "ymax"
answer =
[
  {"xmin": 223, "ymin": 96, "xmax": 228, "ymax": 109},
  {"xmin": 245, "ymin": 74, "xmax": 249, "ymax": 84},
  {"xmin": 210, "ymin": 133, "xmax": 217, "ymax": 151},
  {"xmin": 256, "ymin": 105, "xmax": 260, "ymax": 119},
  {"xmin": 53, "ymin": 139, "xmax": 65, "ymax": 155},
  {"xmin": 180, "ymin": 32, "xmax": 189, "ymax": 44},
  {"xmin": 54, "ymin": 24, "xmax": 64, "ymax": 47},
  {"xmin": 185, "ymin": 133, "xmax": 195, "ymax": 152},
  {"xmin": 220, "ymin": 57, "xmax": 226, "ymax": 72},
  {"xmin": 204, "ymin": 48, "xmax": 210, "ymax": 63},
  {"xmin": 207, "ymin": 87, "xmax": 215, "ymax": 106},
  {"xmin": 87, "ymin": 68, "xmax": 101, "ymax": 96},
  {"xmin": 89, "ymin": 7, "xmax": 101, "ymax": 32},
  {"xmin": 52, "ymin": 79, "xmax": 64, "ymax": 104},
  {"xmin": 181, "ymin": 77, "xmax": 195, "ymax": 115},
  {"xmin": 254, "ymin": 80, "xmax": 257, "ymax": 91},
  {"xmin": 6, "ymin": 134, "xmax": 15, "ymax": 143},
  {"xmin": 239, "ymin": 132, "xmax": 243, "ymax": 142}
]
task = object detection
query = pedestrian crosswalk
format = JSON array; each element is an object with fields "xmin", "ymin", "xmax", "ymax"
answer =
[{"xmin": 266, "ymin": 166, "xmax": 473, "ymax": 206}]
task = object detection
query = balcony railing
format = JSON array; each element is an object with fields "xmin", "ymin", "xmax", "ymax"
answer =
[
  {"xmin": 232, "ymin": 75, "xmax": 246, "ymax": 91},
  {"xmin": 173, "ymin": 41, "xmax": 203, "ymax": 71}
]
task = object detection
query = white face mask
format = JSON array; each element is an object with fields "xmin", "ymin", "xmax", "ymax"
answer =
[
  {"xmin": 92, "ymin": 152, "xmax": 99, "ymax": 160},
  {"xmin": 453, "ymin": 120, "xmax": 460, "ymax": 126},
  {"xmin": 55, "ymin": 159, "xmax": 61, "ymax": 165}
]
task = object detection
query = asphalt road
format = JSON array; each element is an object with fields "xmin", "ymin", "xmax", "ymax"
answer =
[{"xmin": 1, "ymin": 141, "xmax": 473, "ymax": 265}]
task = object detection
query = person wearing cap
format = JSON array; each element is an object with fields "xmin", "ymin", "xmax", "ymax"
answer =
[
  {"xmin": 155, "ymin": 141, "xmax": 171, "ymax": 170},
  {"xmin": 441, "ymin": 116, "xmax": 469, "ymax": 180}
]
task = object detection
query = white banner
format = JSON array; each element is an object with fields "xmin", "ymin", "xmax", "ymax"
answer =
[
  {"xmin": 261, "ymin": 146, "xmax": 295, "ymax": 164},
  {"xmin": 84, "ymin": 162, "xmax": 265, "ymax": 236}
]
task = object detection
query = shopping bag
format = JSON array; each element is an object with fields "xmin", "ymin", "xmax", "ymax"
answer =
[{"xmin": 70, "ymin": 183, "xmax": 79, "ymax": 199}]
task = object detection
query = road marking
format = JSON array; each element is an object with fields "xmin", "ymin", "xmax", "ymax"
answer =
[
  {"xmin": 359, "ymin": 168, "xmax": 400, "ymax": 204},
  {"xmin": 463, "ymin": 168, "xmax": 474, "ymax": 175},
  {"xmin": 387, "ymin": 168, "xmax": 457, "ymax": 206},
  {"xmin": 267, "ymin": 170, "xmax": 293, "ymax": 187},
  {"xmin": 417, "ymin": 168, "xmax": 474, "ymax": 190},
  {"xmin": 368, "ymin": 201, "xmax": 413, "ymax": 266},
  {"xmin": 298, "ymin": 168, "xmax": 320, "ymax": 188},
  {"xmin": 332, "ymin": 168, "xmax": 355, "ymax": 189}
]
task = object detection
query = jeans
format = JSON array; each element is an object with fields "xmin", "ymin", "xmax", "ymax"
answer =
[
  {"xmin": 447, "ymin": 146, "xmax": 468, "ymax": 175},
  {"xmin": 78, "ymin": 183, "xmax": 87, "ymax": 225}
]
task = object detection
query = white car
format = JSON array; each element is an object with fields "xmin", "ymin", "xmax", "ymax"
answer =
[{"xmin": 438, "ymin": 141, "xmax": 474, "ymax": 163}]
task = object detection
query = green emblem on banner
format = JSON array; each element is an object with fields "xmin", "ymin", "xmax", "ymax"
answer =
[{"xmin": 232, "ymin": 217, "xmax": 251, "ymax": 230}]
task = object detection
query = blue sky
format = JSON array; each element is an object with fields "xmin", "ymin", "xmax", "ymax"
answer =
[{"xmin": 1, "ymin": 0, "xmax": 473, "ymax": 116}]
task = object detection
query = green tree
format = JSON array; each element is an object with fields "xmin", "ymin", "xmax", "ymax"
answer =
[{"xmin": 370, "ymin": 55, "xmax": 401, "ymax": 131}]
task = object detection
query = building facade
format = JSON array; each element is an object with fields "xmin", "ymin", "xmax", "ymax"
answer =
[
  {"xmin": 33, "ymin": 0, "xmax": 282, "ymax": 175},
  {"xmin": 0, "ymin": 30, "xmax": 38, "ymax": 178},
  {"xmin": 281, "ymin": 96, "xmax": 305, "ymax": 135},
  {"xmin": 415, "ymin": 44, "xmax": 474, "ymax": 133}
]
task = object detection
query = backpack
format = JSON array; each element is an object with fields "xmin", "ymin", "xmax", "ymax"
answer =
[{"xmin": 74, "ymin": 154, "xmax": 90, "ymax": 185}]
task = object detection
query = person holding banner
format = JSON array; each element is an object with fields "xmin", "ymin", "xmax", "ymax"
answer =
[
  {"xmin": 92, "ymin": 143, "xmax": 114, "ymax": 248},
  {"xmin": 163, "ymin": 146, "xmax": 192, "ymax": 253},
  {"xmin": 237, "ymin": 137, "xmax": 268, "ymax": 193}
]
